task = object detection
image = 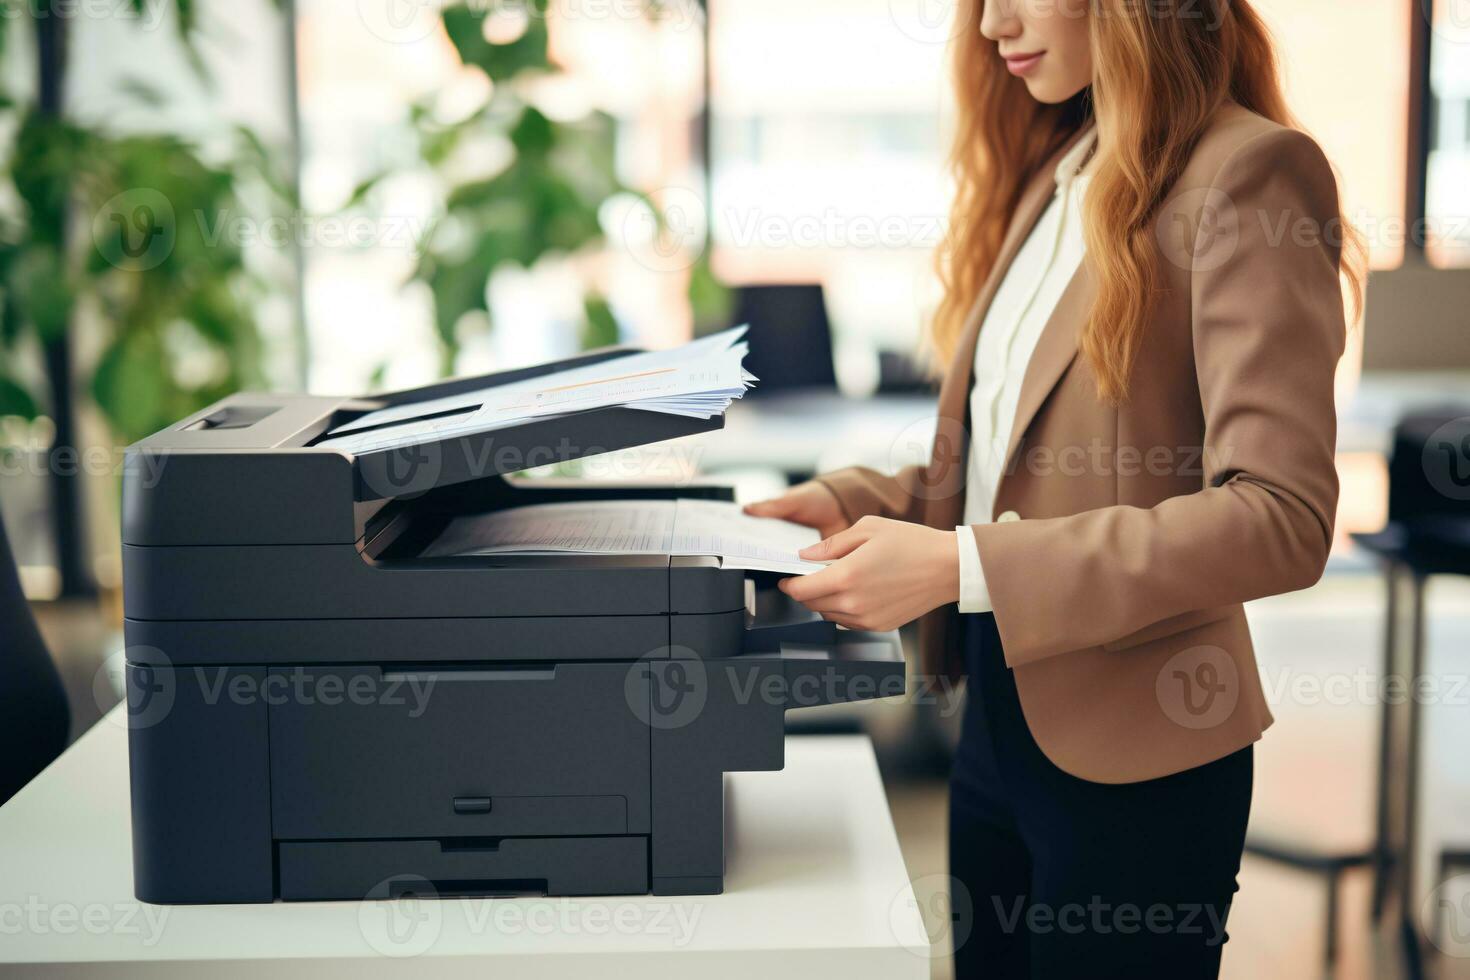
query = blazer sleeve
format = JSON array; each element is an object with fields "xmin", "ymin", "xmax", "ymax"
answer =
[
  {"xmin": 970, "ymin": 127, "xmax": 1346, "ymax": 668},
  {"xmin": 815, "ymin": 465, "xmax": 929, "ymax": 526}
]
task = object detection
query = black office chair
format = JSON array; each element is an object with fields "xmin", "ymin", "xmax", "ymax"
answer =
[
  {"xmin": 729, "ymin": 284, "xmax": 838, "ymax": 395},
  {"xmin": 0, "ymin": 511, "xmax": 71, "ymax": 804}
]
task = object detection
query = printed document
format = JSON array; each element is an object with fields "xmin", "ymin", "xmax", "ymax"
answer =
[
  {"xmin": 318, "ymin": 326, "xmax": 755, "ymax": 455},
  {"xmin": 422, "ymin": 498, "xmax": 826, "ymax": 576}
]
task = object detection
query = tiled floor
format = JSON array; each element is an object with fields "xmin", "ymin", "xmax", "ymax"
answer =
[{"xmin": 872, "ymin": 572, "xmax": 1470, "ymax": 980}]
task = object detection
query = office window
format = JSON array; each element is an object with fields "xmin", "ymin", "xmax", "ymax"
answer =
[
  {"xmin": 708, "ymin": 0, "xmax": 1417, "ymax": 377},
  {"xmin": 293, "ymin": 3, "xmax": 703, "ymax": 395},
  {"xmin": 1427, "ymin": 0, "xmax": 1470, "ymax": 267},
  {"xmin": 293, "ymin": 0, "xmax": 458, "ymax": 394},
  {"xmin": 1253, "ymin": 0, "xmax": 1413, "ymax": 271},
  {"xmin": 707, "ymin": 0, "xmax": 953, "ymax": 367}
]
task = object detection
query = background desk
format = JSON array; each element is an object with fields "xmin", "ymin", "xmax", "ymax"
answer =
[
  {"xmin": 691, "ymin": 391, "xmax": 939, "ymax": 478},
  {"xmin": 670, "ymin": 372, "xmax": 1470, "ymax": 482},
  {"xmin": 0, "ymin": 716, "xmax": 930, "ymax": 978}
]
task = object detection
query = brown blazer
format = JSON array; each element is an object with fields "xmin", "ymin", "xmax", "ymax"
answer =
[{"xmin": 817, "ymin": 103, "xmax": 1347, "ymax": 784}]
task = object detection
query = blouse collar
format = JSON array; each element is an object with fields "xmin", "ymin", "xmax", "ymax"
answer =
[{"xmin": 1053, "ymin": 125, "xmax": 1098, "ymax": 189}]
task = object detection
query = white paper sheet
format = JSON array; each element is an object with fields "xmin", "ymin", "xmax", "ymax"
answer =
[
  {"xmin": 319, "ymin": 326, "xmax": 754, "ymax": 456},
  {"xmin": 422, "ymin": 498, "xmax": 826, "ymax": 576}
]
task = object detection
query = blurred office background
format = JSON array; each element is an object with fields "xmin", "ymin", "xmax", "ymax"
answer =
[{"xmin": 1, "ymin": 1, "xmax": 1468, "ymax": 977}]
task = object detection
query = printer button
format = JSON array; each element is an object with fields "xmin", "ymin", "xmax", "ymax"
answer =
[{"xmin": 453, "ymin": 796, "xmax": 493, "ymax": 815}]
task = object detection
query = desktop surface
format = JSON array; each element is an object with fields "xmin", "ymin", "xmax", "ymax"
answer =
[{"xmin": 0, "ymin": 713, "xmax": 929, "ymax": 979}]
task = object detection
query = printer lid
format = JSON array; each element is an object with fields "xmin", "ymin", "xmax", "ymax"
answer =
[
  {"xmin": 320, "ymin": 345, "xmax": 730, "ymax": 501},
  {"xmin": 340, "ymin": 403, "xmax": 722, "ymax": 502},
  {"xmin": 126, "ymin": 347, "xmax": 727, "ymax": 507}
]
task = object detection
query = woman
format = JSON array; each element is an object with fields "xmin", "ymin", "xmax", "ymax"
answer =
[{"xmin": 747, "ymin": 0, "xmax": 1363, "ymax": 976}]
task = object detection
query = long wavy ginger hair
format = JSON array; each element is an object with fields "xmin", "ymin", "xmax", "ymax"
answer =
[{"xmin": 932, "ymin": 0, "xmax": 1365, "ymax": 401}]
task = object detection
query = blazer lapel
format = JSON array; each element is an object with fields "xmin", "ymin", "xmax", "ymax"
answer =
[
  {"xmin": 997, "ymin": 263, "xmax": 1093, "ymax": 486},
  {"xmin": 927, "ymin": 126, "xmax": 1095, "ymax": 529},
  {"xmin": 940, "ymin": 162, "xmax": 1060, "ymax": 414}
]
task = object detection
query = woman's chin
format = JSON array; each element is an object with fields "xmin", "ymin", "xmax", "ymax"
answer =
[{"xmin": 1021, "ymin": 77, "xmax": 1089, "ymax": 105}]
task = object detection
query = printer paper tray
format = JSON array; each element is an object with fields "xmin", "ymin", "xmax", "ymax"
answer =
[
  {"xmin": 743, "ymin": 587, "xmax": 907, "ymax": 709},
  {"xmin": 268, "ymin": 664, "xmax": 652, "ymax": 841},
  {"xmin": 278, "ymin": 836, "xmax": 648, "ymax": 900}
]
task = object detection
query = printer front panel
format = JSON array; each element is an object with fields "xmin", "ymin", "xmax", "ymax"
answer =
[{"xmin": 267, "ymin": 664, "xmax": 652, "ymax": 840}]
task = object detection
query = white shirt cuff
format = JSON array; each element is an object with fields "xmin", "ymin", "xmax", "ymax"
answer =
[{"xmin": 955, "ymin": 525, "xmax": 992, "ymax": 614}]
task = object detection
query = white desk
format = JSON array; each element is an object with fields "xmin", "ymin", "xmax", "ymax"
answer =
[{"xmin": 0, "ymin": 715, "xmax": 929, "ymax": 978}]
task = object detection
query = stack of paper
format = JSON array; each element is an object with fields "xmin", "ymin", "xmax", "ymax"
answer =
[
  {"xmin": 318, "ymin": 326, "xmax": 755, "ymax": 455},
  {"xmin": 423, "ymin": 498, "xmax": 826, "ymax": 576}
]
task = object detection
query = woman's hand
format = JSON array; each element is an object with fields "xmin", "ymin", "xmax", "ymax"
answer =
[
  {"xmin": 779, "ymin": 516, "xmax": 960, "ymax": 632},
  {"xmin": 743, "ymin": 481, "xmax": 850, "ymax": 539}
]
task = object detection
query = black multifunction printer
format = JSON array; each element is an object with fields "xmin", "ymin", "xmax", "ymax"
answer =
[{"xmin": 121, "ymin": 347, "xmax": 905, "ymax": 904}]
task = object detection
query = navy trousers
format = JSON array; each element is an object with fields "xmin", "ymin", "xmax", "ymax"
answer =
[{"xmin": 948, "ymin": 613, "xmax": 1253, "ymax": 979}]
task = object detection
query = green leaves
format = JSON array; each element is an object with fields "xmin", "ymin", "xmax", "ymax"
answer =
[
  {"xmin": 510, "ymin": 105, "xmax": 555, "ymax": 159},
  {"xmin": 442, "ymin": 2, "xmax": 551, "ymax": 82},
  {"xmin": 0, "ymin": 372, "xmax": 38, "ymax": 420},
  {"xmin": 405, "ymin": 4, "xmax": 631, "ymax": 371},
  {"xmin": 581, "ymin": 294, "xmax": 619, "ymax": 351},
  {"xmin": 91, "ymin": 330, "xmax": 166, "ymax": 441},
  {"xmin": 0, "ymin": 100, "xmax": 273, "ymax": 440},
  {"xmin": 688, "ymin": 251, "xmax": 734, "ymax": 332},
  {"xmin": 6, "ymin": 245, "xmax": 74, "ymax": 343}
]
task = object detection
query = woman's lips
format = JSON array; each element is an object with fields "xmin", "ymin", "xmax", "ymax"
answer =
[{"xmin": 1003, "ymin": 51, "xmax": 1045, "ymax": 76}]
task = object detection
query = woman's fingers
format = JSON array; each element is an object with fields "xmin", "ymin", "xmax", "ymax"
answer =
[
  {"xmin": 743, "ymin": 496, "xmax": 795, "ymax": 519},
  {"xmin": 817, "ymin": 520, "xmax": 848, "ymax": 540},
  {"xmin": 799, "ymin": 522, "xmax": 874, "ymax": 562},
  {"xmin": 779, "ymin": 564, "xmax": 847, "ymax": 603}
]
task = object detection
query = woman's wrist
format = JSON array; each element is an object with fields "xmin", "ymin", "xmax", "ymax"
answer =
[{"xmin": 934, "ymin": 529, "xmax": 962, "ymax": 607}]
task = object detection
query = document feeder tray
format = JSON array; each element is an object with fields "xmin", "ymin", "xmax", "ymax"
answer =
[{"xmin": 121, "ymin": 349, "xmax": 906, "ymax": 903}]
